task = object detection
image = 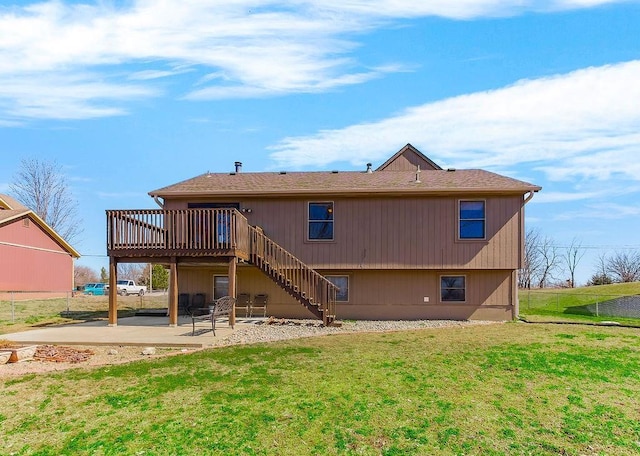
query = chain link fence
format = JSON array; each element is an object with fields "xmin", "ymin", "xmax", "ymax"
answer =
[
  {"xmin": 0, "ymin": 290, "xmax": 170, "ymax": 328},
  {"xmin": 520, "ymin": 289, "xmax": 640, "ymax": 318}
]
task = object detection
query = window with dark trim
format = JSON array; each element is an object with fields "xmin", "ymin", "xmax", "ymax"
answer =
[
  {"xmin": 213, "ymin": 275, "xmax": 229, "ymax": 300},
  {"xmin": 440, "ymin": 276, "xmax": 466, "ymax": 302},
  {"xmin": 459, "ymin": 200, "xmax": 485, "ymax": 239},
  {"xmin": 308, "ymin": 202, "xmax": 334, "ymax": 240},
  {"xmin": 326, "ymin": 275, "xmax": 349, "ymax": 302}
]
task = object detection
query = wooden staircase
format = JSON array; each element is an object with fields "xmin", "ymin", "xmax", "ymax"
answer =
[{"xmin": 248, "ymin": 226, "xmax": 337, "ymax": 326}]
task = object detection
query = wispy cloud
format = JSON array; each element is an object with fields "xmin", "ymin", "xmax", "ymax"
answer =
[
  {"xmin": 268, "ymin": 61, "xmax": 640, "ymax": 185},
  {"xmin": 555, "ymin": 202, "xmax": 640, "ymax": 221},
  {"xmin": 0, "ymin": 0, "xmax": 630, "ymax": 122}
]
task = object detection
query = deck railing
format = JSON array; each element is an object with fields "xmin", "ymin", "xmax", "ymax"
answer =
[{"xmin": 106, "ymin": 209, "xmax": 249, "ymax": 256}]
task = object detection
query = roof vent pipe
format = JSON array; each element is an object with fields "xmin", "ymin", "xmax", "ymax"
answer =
[
  {"xmin": 366, "ymin": 163, "xmax": 372, "ymax": 173},
  {"xmin": 234, "ymin": 161, "xmax": 242, "ymax": 173}
]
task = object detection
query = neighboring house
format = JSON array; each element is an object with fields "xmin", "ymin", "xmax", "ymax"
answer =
[
  {"xmin": 0, "ymin": 194, "xmax": 80, "ymax": 293},
  {"xmin": 106, "ymin": 144, "xmax": 540, "ymax": 326}
]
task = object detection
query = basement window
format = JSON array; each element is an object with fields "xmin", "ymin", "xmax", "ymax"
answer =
[
  {"xmin": 326, "ymin": 275, "xmax": 349, "ymax": 302},
  {"xmin": 440, "ymin": 276, "xmax": 466, "ymax": 302},
  {"xmin": 213, "ymin": 275, "xmax": 229, "ymax": 300},
  {"xmin": 308, "ymin": 202, "xmax": 334, "ymax": 241}
]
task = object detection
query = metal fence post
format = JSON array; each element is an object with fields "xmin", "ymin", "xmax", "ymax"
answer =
[
  {"xmin": 67, "ymin": 291, "xmax": 71, "ymax": 312},
  {"xmin": 595, "ymin": 296, "xmax": 599, "ymax": 317},
  {"xmin": 11, "ymin": 291, "xmax": 15, "ymax": 323}
]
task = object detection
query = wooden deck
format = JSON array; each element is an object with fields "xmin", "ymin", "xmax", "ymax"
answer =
[
  {"xmin": 106, "ymin": 208, "xmax": 250, "ymax": 261},
  {"xmin": 105, "ymin": 208, "xmax": 337, "ymax": 326}
]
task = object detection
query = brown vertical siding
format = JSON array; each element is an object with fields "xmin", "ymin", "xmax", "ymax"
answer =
[
  {"xmin": 173, "ymin": 195, "xmax": 524, "ymax": 271},
  {"xmin": 177, "ymin": 266, "xmax": 514, "ymax": 321}
]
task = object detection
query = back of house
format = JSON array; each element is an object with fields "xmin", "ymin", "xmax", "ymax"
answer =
[{"xmin": 128, "ymin": 144, "xmax": 540, "ymax": 321}]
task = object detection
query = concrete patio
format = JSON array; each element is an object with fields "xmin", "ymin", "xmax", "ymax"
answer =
[{"xmin": 2, "ymin": 316, "xmax": 263, "ymax": 348}]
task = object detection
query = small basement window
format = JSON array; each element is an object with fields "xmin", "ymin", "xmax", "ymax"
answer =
[
  {"xmin": 326, "ymin": 275, "xmax": 349, "ymax": 302},
  {"xmin": 440, "ymin": 276, "xmax": 466, "ymax": 302}
]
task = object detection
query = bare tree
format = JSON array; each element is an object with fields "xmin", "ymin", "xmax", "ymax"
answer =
[
  {"xmin": 10, "ymin": 158, "xmax": 82, "ymax": 244},
  {"xmin": 74, "ymin": 265, "xmax": 99, "ymax": 285},
  {"xmin": 562, "ymin": 238, "xmax": 585, "ymax": 287},
  {"xmin": 536, "ymin": 235, "xmax": 561, "ymax": 288},
  {"xmin": 606, "ymin": 250, "xmax": 640, "ymax": 283},
  {"xmin": 519, "ymin": 228, "xmax": 541, "ymax": 288},
  {"xmin": 519, "ymin": 228, "xmax": 561, "ymax": 288},
  {"xmin": 587, "ymin": 253, "xmax": 613, "ymax": 286},
  {"xmin": 117, "ymin": 263, "xmax": 145, "ymax": 282}
]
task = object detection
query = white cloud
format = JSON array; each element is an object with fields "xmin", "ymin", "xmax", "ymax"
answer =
[
  {"xmin": 268, "ymin": 61, "xmax": 640, "ymax": 184},
  {"xmin": 0, "ymin": 0, "xmax": 632, "ymax": 121},
  {"xmin": 555, "ymin": 202, "xmax": 640, "ymax": 221}
]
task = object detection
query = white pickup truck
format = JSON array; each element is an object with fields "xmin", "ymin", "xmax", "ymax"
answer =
[{"xmin": 116, "ymin": 280, "xmax": 147, "ymax": 296}]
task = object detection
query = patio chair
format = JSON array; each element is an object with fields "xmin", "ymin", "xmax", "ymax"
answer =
[
  {"xmin": 236, "ymin": 293, "xmax": 251, "ymax": 318},
  {"xmin": 178, "ymin": 293, "xmax": 190, "ymax": 316},
  {"xmin": 190, "ymin": 296, "xmax": 236, "ymax": 336},
  {"xmin": 251, "ymin": 293, "xmax": 268, "ymax": 317}
]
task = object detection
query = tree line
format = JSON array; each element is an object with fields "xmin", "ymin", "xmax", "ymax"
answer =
[{"xmin": 519, "ymin": 228, "xmax": 640, "ymax": 288}]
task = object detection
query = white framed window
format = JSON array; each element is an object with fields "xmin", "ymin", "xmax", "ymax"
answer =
[
  {"xmin": 308, "ymin": 202, "xmax": 334, "ymax": 241},
  {"xmin": 440, "ymin": 275, "xmax": 466, "ymax": 302},
  {"xmin": 326, "ymin": 275, "xmax": 349, "ymax": 302},
  {"xmin": 458, "ymin": 200, "xmax": 485, "ymax": 240}
]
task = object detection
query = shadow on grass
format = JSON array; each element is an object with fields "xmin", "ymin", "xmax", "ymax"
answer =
[{"xmin": 564, "ymin": 295, "xmax": 640, "ymax": 319}]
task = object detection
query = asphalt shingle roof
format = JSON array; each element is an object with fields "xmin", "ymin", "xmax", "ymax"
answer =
[{"xmin": 150, "ymin": 169, "xmax": 541, "ymax": 198}]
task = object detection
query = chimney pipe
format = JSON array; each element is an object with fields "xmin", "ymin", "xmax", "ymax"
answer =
[
  {"xmin": 366, "ymin": 163, "xmax": 372, "ymax": 173},
  {"xmin": 234, "ymin": 161, "xmax": 242, "ymax": 173}
]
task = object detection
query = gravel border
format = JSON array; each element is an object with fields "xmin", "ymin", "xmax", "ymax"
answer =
[{"xmin": 1, "ymin": 319, "xmax": 498, "ymax": 377}]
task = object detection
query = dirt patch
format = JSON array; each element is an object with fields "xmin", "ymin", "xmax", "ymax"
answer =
[{"xmin": 0, "ymin": 344, "xmax": 194, "ymax": 378}]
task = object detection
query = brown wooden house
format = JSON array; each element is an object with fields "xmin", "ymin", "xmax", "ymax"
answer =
[
  {"xmin": 0, "ymin": 194, "xmax": 80, "ymax": 294},
  {"xmin": 106, "ymin": 144, "xmax": 540, "ymax": 326}
]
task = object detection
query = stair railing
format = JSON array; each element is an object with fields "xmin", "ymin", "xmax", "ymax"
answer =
[{"xmin": 249, "ymin": 226, "xmax": 336, "ymax": 325}]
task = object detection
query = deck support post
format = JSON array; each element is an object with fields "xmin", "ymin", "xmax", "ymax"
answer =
[
  {"xmin": 228, "ymin": 256, "xmax": 236, "ymax": 326},
  {"xmin": 169, "ymin": 258, "xmax": 178, "ymax": 326},
  {"xmin": 108, "ymin": 257, "xmax": 118, "ymax": 326}
]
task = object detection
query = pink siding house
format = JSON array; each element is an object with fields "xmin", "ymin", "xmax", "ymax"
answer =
[{"xmin": 0, "ymin": 194, "xmax": 80, "ymax": 293}]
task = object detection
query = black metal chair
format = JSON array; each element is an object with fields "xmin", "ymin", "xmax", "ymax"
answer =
[
  {"xmin": 178, "ymin": 293, "xmax": 190, "ymax": 316},
  {"xmin": 190, "ymin": 296, "xmax": 236, "ymax": 336}
]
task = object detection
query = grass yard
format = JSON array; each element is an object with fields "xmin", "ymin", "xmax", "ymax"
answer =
[
  {"xmin": 2, "ymin": 323, "xmax": 639, "ymax": 455},
  {"xmin": 519, "ymin": 282, "xmax": 640, "ymax": 326},
  {"xmin": 0, "ymin": 294, "xmax": 167, "ymax": 334}
]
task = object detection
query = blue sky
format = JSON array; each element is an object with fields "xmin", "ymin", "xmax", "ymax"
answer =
[{"xmin": 1, "ymin": 0, "xmax": 639, "ymax": 285}]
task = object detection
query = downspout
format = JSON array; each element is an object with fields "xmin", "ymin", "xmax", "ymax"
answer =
[
  {"xmin": 523, "ymin": 190, "xmax": 536, "ymax": 204},
  {"xmin": 153, "ymin": 195, "xmax": 164, "ymax": 208},
  {"xmin": 514, "ymin": 190, "xmax": 537, "ymax": 320}
]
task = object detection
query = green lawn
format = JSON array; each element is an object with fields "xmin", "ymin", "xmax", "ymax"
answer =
[
  {"xmin": 0, "ymin": 294, "xmax": 167, "ymax": 334},
  {"xmin": 2, "ymin": 323, "xmax": 640, "ymax": 455},
  {"xmin": 519, "ymin": 282, "xmax": 640, "ymax": 326}
]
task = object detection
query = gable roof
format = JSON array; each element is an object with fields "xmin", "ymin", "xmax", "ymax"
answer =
[
  {"xmin": 0, "ymin": 194, "xmax": 28, "ymax": 211},
  {"xmin": 150, "ymin": 145, "xmax": 540, "ymax": 199},
  {"xmin": 376, "ymin": 144, "xmax": 443, "ymax": 171},
  {"xmin": 0, "ymin": 194, "xmax": 80, "ymax": 258},
  {"xmin": 150, "ymin": 169, "xmax": 540, "ymax": 198}
]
